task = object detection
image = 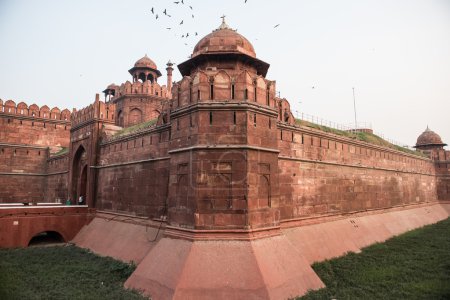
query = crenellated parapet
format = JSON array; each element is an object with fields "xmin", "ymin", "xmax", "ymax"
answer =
[
  {"xmin": 106, "ymin": 80, "xmax": 169, "ymax": 102},
  {"xmin": 0, "ymin": 99, "xmax": 71, "ymax": 122},
  {"xmin": 70, "ymin": 97, "xmax": 115, "ymax": 128}
]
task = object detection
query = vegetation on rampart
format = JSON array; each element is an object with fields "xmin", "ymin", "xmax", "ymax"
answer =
[
  {"xmin": 113, "ymin": 118, "xmax": 157, "ymax": 138},
  {"xmin": 296, "ymin": 119, "xmax": 427, "ymax": 158}
]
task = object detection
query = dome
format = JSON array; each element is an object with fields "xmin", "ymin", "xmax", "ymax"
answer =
[
  {"xmin": 192, "ymin": 18, "xmax": 256, "ymax": 58},
  {"xmin": 134, "ymin": 54, "xmax": 157, "ymax": 70},
  {"xmin": 415, "ymin": 126, "xmax": 446, "ymax": 148}
]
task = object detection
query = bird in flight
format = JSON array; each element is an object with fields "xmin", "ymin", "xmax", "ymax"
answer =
[
  {"xmin": 151, "ymin": 7, "xmax": 154, "ymax": 14},
  {"xmin": 174, "ymin": 1, "xmax": 179, "ymax": 3},
  {"xmin": 274, "ymin": 24, "xmax": 280, "ymax": 28},
  {"xmin": 156, "ymin": 14, "xmax": 159, "ymax": 19},
  {"xmin": 166, "ymin": 27, "xmax": 171, "ymax": 30},
  {"xmin": 189, "ymin": 5, "xmax": 193, "ymax": 10},
  {"xmin": 182, "ymin": 34, "xmax": 185, "ymax": 38},
  {"xmin": 179, "ymin": 20, "xmax": 184, "ymax": 25},
  {"xmin": 192, "ymin": 14, "xmax": 194, "ymax": 18},
  {"xmin": 163, "ymin": 9, "xmax": 167, "ymax": 15},
  {"xmin": 186, "ymin": 33, "xmax": 189, "ymax": 37},
  {"xmin": 181, "ymin": 0, "xmax": 184, "ymax": 4},
  {"xmin": 245, "ymin": 0, "xmax": 248, "ymax": 3},
  {"xmin": 195, "ymin": 32, "xmax": 198, "ymax": 36}
]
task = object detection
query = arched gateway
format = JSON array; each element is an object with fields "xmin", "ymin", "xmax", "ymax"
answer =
[{"xmin": 71, "ymin": 145, "xmax": 87, "ymax": 204}]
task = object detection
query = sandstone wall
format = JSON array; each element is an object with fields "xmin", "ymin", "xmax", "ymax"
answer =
[
  {"xmin": 0, "ymin": 102, "xmax": 71, "ymax": 148},
  {"xmin": 95, "ymin": 127, "xmax": 170, "ymax": 217},
  {"xmin": 277, "ymin": 124, "xmax": 439, "ymax": 222},
  {"xmin": 45, "ymin": 154, "xmax": 69, "ymax": 203},
  {"xmin": 0, "ymin": 145, "xmax": 48, "ymax": 203},
  {"xmin": 0, "ymin": 101, "xmax": 71, "ymax": 203}
]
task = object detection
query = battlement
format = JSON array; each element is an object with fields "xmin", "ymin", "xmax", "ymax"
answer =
[
  {"xmin": 109, "ymin": 81, "xmax": 169, "ymax": 101},
  {"xmin": 70, "ymin": 97, "xmax": 115, "ymax": 127},
  {"xmin": 0, "ymin": 99, "xmax": 71, "ymax": 122}
]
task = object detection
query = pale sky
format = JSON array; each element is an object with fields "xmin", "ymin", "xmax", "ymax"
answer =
[{"xmin": 1, "ymin": 0, "xmax": 449, "ymax": 148}]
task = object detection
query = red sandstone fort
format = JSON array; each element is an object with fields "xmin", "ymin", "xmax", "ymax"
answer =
[{"xmin": 1, "ymin": 20, "xmax": 449, "ymax": 299}]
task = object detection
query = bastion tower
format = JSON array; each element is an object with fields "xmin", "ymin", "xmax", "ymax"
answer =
[
  {"xmin": 125, "ymin": 19, "xmax": 323, "ymax": 299},
  {"xmin": 166, "ymin": 18, "xmax": 280, "ymax": 232}
]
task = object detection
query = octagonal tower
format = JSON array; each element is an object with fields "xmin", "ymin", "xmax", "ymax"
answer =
[{"xmin": 167, "ymin": 18, "xmax": 280, "ymax": 232}]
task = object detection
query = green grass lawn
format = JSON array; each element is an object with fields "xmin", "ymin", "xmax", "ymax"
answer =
[
  {"xmin": 0, "ymin": 245, "xmax": 146, "ymax": 300},
  {"xmin": 1, "ymin": 219, "xmax": 449, "ymax": 299},
  {"xmin": 299, "ymin": 217, "xmax": 450, "ymax": 299}
]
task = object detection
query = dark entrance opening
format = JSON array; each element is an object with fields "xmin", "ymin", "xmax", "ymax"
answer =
[
  {"xmin": 71, "ymin": 146, "xmax": 87, "ymax": 204},
  {"xmin": 79, "ymin": 165, "xmax": 87, "ymax": 204},
  {"xmin": 28, "ymin": 231, "xmax": 65, "ymax": 247}
]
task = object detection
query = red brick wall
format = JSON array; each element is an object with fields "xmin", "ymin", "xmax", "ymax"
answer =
[
  {"xmin": 95, "ymin": 128, "xmax": 170, "ymax": 217},
  {"xmin": 277, "ymin": 125, "xmax": 439, "ymax": 221},
  {"xmin": 0, "ymin": 146, "xmax": 48, "ymax": 203},
  {"xmin": 45, "ymin": 154, "xmax": 69, "ymax": 203},
  {"xmin": 0, "ymin": 113, "xmax": 70, "ymax": 148}
]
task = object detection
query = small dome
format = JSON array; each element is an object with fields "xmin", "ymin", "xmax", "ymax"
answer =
[
  {"xmin": 192, "ymin": 18, "xmax": 256, "ymax": 58},
  {"xmin": 416, "ymin": 126, "xmax": 446, "ymax": 147},
  {"xmin": 134, "ymin": 54, "xmax": 157, "ymax": 70},
  {"xmin": 107, "ymin": 83, "xmax": 117, "ymax": 89}
]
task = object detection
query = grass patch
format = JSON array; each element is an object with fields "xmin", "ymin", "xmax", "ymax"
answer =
[
  {"xmin": 52, "ymin": 147, "xmax": 69, "ymax": 156},
  {"xmin": 113, "ymin": 118, "xmax": 157, "ymax": 138},
  {"xmin": 299, "ymin": 217, "xmax": 450, "ymax": 299},
  {"xmin": 296, "ymin": 119, "xmax": 427, "ymax": 158},
  {"xmin": 0, "ymin": 245, "xmax": 147, "ymax": 299}
]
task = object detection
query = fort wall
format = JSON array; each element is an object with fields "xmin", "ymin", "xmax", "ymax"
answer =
[
  {"xmin": 0, "ymin": 145, "xmax": 48, "ymax": 203},
  {"xmin": 276, "ymin": 123, "xmax": 440, "ymax": 223},
  {"xmin": 45, "ymin": 154, "xmax": 70, "ymax": 203},
  {"xmin": 0, "ymin": 100, "xmax": 71, "ymax": 203},
  {"xmin": 94, "ymin": 125, "xmax": 171, "ymax": 217},
  {"xmin": 0, "ymin": 100, "xmax": 71, "ymax": 148}
]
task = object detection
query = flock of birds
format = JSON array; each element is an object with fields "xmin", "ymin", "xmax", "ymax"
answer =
[{"xmin": 149, "ymin": 0, "xmax": 280, "ymax": 46}]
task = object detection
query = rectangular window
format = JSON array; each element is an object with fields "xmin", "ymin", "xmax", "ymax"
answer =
[
  {"xmin": 244, "ymin": 88, "xmax": 248, "ymax": 100},
  {"xmin": 231, "ymin": 84, "xmax": 235, "ymax": 100},
  {"xmin": 209, "ymin": 111, "xmax": 213, "ymax": 125},
  {"xmin": 198, "ymin": 89, "xmax": 201, "ymax": 100},
  {"xmin": 233, "ymin": 111, "xmax": 236, "ymax": 125},
  {"xmin": 210, "ymin": 84, "xmax": 214, "ymax": 99}
]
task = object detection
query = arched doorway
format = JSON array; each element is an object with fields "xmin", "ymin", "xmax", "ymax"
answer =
[
  {"xmin": 71, "ymin": 146, "xmax": 87, "ymax": 205},
  {"xmin": 79, "ymin": 165, "xmax": 87, "ymax": 204}
]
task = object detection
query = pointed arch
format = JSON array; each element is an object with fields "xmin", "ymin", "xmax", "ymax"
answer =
[
  {"xmin": 191, "ymin": 71, "xmax": 209, "ymax": 102},
  {"xmin": 213, "ymin": 70, "xmax": 231, "ymax": 100},
  {"xmin": 71, "ymin": 145, "xmax": 87, "ymax": 203}
]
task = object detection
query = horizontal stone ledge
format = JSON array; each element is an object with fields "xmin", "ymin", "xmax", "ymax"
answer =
[
  {"xmin": 0, "ymin": 143, "xmax": 49, "ymax": 150},
  {"xmin": 171, "ymin": 101, "xmax": 279, "ymax": 117},
  {"xmin": 278, "ymin": 155, "xmax": 435, "ymax": 176},
  {"xmin": 164, "ymin": 224, "xmax": 282, "ymax": 241},
  {"xmin": 91, "ymin": 156, "xmax": 170, "ymax": 169},
  {"xmin": 168, "ymin": 144, "xmax": 280, "ymax": 154},
  {"xmin": 0, "ymin": 171, "xmax": 68, "ymax": 176}
]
